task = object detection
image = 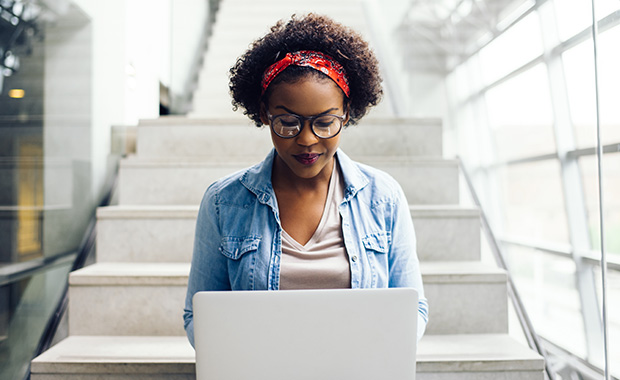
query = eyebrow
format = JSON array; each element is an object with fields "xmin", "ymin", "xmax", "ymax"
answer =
[{"xmin": 274, "ymin": 105, "xmax": 340, "ymax": 116}]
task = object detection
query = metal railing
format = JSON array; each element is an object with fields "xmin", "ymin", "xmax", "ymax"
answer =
[
  {"xmin": 457, "ymin": 156, "xmax": 556, "ymax": 380},
  {"xmin": 19, "ymin": 162, "xmax": 119, "ymax": 380}
]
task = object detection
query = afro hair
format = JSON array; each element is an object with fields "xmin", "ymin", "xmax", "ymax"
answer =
[{"xmin": 229, "ymin": 13, "xmax": 383, "ymax": 127}]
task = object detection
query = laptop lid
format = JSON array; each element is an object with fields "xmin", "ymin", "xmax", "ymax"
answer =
[{"xmin": 193, "ymin": 288, "xmax": 417, "ymax": 380}]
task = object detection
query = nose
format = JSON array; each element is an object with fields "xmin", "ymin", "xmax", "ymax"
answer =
[{"xmin": 295, "ymin": 120, "xmax": 319, "ymax": 146}]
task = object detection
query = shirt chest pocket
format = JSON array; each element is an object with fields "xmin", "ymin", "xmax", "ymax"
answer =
[
  {"xmin": 362, "ymin": 232, "xmax": 391, "ymax": 287},
  {"xmin": 219, "ymin": 236, "xmax": 261, "ymax": 260},
  {"xmin": 362, "ymin": 232, "xmax": 390, "ymax": 255}
]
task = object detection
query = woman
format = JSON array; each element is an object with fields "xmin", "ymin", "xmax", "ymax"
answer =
[{"xmin": 184, "ymin": 13, "xmax": 428, "ymax": 347}]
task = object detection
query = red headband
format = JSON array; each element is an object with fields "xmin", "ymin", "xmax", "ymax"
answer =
[{"xmin": 261, "ymin": 50, "xmax": 350, "ymax": 97}]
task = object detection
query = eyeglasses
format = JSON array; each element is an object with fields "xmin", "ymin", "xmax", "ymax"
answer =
[{"xmin": 266, "ymin": 111, "xmax": 346, "ymax": 139}]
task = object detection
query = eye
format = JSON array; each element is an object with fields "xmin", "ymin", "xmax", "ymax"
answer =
[
  {"xmin": 314, "ymin": 116, "xmax": 337, "ymax": 129},
  {"xmin": 276, "ymin": 115, "xmax": 300, "ymax": 128}
]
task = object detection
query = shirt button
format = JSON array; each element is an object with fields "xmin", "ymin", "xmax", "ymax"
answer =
[{"xmin": 351, "ymin": 255, "xmax": 358, "ymax": 262}]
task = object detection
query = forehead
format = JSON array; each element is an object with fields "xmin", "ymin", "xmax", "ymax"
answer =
[{"xmin": 266, "ymin": 76, "xmax": 345, "ymax": 115}]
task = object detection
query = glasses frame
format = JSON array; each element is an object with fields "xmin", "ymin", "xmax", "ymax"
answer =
[{"xmin": 266, "ymin": 110, "xmax": 347, "ymax": 139}]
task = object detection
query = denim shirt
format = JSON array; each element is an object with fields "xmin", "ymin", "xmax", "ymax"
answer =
[{"xmin": 184, "ymin": 149, "xmax": 428, "ymax": 347}]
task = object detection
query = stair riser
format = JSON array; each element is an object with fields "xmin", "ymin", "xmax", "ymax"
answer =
[
  {"xmin": 69, "ymin": 285, "xmax": 186, "ymax": 336},
  {"xmin": 417, "ymin": 371, "xmax": 543, "ymax": 380},
  {"xmin": 367, "ymin": 163, "xmax": 459, "ymax": 205},
  {"xmin": 136, "ymin": 124, "xmax": 273, "ymax": 159},
  {"xmin": 67, "ymin": 277, "xmax": 504, "ymax": 336},
  {"xmin": 96, "ymin": 209, "xmax": 479, "ymax": 263},
  {"xmin": 30, "ymin": 334, "xmax": 544, "ymax": 380},
  {"xmin": 136, "ymin": 123, "xmax": 442, "ymax": 158},
  {"xmin": 118, "ymin": 162, "xmax": 458, "ymax": 206},
  {"xmin": 32, "ymin": 370, "xmax": 543, "ymax": 380},
  {"xmin": 424, "ymin": 281, "xmax": 508, "ymax": 334},
  {"xmin": 96, "ymin": 218, "xmax": 196, "ymax": 262},
  {"xmin": 32, "ymin": 375, "xmax": 194, "ymax": 380},
  {"xmin": 414, "ymin": 216, "xmax": 480, "ymax": 261}
]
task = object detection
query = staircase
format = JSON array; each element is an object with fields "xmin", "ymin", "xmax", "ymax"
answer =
[{"xmin": 30, "ymin": 0, "xmax": 545, "ymax": 379}]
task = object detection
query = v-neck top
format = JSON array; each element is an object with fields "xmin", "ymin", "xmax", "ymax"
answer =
[{"xmin": 279, "ymin": 162, "xmax": 352, "ymax": 290}]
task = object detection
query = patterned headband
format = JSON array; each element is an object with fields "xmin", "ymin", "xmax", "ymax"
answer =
[{"xmin": 261, "ymin": 50, "xmax": 350, "ymax": 97}]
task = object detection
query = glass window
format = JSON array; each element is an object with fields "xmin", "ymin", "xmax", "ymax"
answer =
[
  {"xmin": 504, "ymin": 245, "xmax": 587, "ymax": 358},
  {"xmin": 554, "ymin": 0, "xmax": 619, "ymax": 42},
  {"xmin": 485, "ymin": 64, "xmax": 557, "ymax": 162},
  {"xmin": 593, "ymin": 265, "xmax": 620, "ymax": 378},
  {"xmin": 597, "ymin": 25, "xmax": 620, "ymax": 147},
  {"xmin": 579, "ymin": 154, "xmax": 620, "ymax": 258},
  {"xmin": 563, "ymin": 40, "xmax": 597, "ymax": 149},
  {"xmin": 479, "ymin": 11, "xmax": 544, "ymax": 85},
  {"xmin": 564, "ymin": 26, "xmax": 620, "ymax": 149},
  {"xmin": 496, "ymin": 160, "xmax": 570, "ymax": 244}
]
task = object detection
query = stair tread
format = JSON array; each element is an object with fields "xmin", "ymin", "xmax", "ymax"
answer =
[
  {"xmin": 97, "ymin": 204, "xmax": 479, "ymax": 218},
  {"xmin": 97, "ymin": 205, "xmax": 199, "ymax": 219},
  {"xmin": 138, "ymin": 116, "xmax": 442, "ymax": 126},
  {"xmin": 120, "ymin": 156, "xmax": 458, "ymax": 166},
  {"xmin": 31, "ymin": 334, "xmax": 543, "ymax": 374},
  {"xmin": 69, "ymin": 261, "xmax": 505, "ymax": 285},
  {"xmin": 69, "ymin": 263, "xmax": 190, "ymax": 286},
  {"xmin": 420, "ymin": 261, "xmax": 506, "ymax": 283}
]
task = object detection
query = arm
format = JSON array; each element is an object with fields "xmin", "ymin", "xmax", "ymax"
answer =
[
  {"xmin": 183, "ymin": 184, "xmax": 231, "ymax": 348},
  {"xmin": 388, "ymin": 184, "xmax": 428, "ymax": 342}
]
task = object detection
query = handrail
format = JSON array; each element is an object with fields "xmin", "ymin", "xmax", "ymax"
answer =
[
  {"xmin": 457, "ymin": 156, "xmax": 556, "ymax": 380},
  {"xmin": 498, "ymin": 236, "xmax": 620, "ymax": 271},
  {"xmin": 0, "ymin": 252, "xmax": 76, "ymax": 288},
  {"xmin": 541, "ymin": 337, "xmax": 619, "ymax": 380}
]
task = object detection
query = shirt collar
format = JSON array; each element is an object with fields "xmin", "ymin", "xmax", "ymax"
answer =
[{"xmin": 334, "ymin": 149, "xmax": 369, "ymax": 201}]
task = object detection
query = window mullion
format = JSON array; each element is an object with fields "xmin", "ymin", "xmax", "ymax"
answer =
[{"xmin": 540, "ymin": 0, "xmax": 604, "ymax": 361}]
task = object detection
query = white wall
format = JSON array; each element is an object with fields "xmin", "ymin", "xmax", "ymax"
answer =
[
  {"xmin": 170, "ymin": 0, "xmax": 208, "ymax": 98},
  {"xmin": 69, "ymin": 0, "xmax": 127, "ymax": 200},
  {"xmin": 63, "ymin": 0, "xmax": 207, "ymax": 201}
]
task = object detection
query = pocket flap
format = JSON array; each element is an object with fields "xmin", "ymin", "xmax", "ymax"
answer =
[
  {"xmin": 219, "ymin": 236, "xmax": 261, "ymax": 260},
  {"xmin": 362, "ymin": 232, "xmax": 390, "ymax": 254}
]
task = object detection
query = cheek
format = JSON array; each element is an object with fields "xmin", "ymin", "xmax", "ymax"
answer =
[{"xmin": 325, "ymin": 136, "xmax": 341, "ymax": 153}]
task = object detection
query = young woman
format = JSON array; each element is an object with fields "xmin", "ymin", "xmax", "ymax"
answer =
[{"xmin": 184, "ymin": 13, "xmax": 428, "ymax": 346}]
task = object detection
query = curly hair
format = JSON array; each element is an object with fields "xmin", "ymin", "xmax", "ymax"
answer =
[{"xmin": 229, "ymin": 13, "xmax": 383, "ymax": 127}]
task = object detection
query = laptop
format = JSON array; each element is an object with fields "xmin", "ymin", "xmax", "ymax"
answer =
[{"xmin": 193, "ymin": 288, "xmax": 418, "ymax": 380}]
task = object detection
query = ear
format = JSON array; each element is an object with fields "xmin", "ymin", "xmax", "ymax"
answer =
[
  {"xmin": 343, "ymin": 102, "xmax": 351, "ymax": 125},
  {"xmin": 259, "ymin": 102, "xmax": 269, "ymax": 125}
]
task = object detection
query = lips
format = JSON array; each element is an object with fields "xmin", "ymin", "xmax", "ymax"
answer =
[{"xmin": 293, "ymin": 153, "xmax": 321, "ymax": 165}]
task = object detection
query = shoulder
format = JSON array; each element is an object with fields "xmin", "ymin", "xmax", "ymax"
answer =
[{"xmin": 201, "ymin": 164, "xmax": 260, "ymax": 208}]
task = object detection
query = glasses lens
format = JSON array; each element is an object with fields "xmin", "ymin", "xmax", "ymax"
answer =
[
  {"xmin": 312, "ymin": 115, "xmax": 342, "ymax": 138},
  {"xmin": 272, "ymin": 115, "xmax": 301, "ymax": 137}
]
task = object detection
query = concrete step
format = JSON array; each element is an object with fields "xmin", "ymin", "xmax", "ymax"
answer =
[
  {"xmin": 118, "ymin": 157, "xmax": 458, "ymax": 206},
  {"xmin": 68, "ymin": 263, "xmax": 188, "ymax": 336},
  {"xmin": 412, "ymin": 206, "xmax": 480, "ymax": 262},
  {"xmin": 135, "ymin": 117, "xmax": 443, "ymax": 159},
  {"xmin": 67, "ymin": 261, "xmax": 505, "ymax": 336},
  {"xmin": 358, "ymin": 157, "xmax": 459, "ymax": 205},
  {"xmin": 96, "ymin": 205, "xmax": 479, "ymax": 263},
  {"xmin": 31, "ymin": 334, "xmax": 544, "ymax": 380},
  {"xmin": 420, "ymin": 261, "xmax": 507, "ymax": 335},
  {"xmin": 96, "ymin": 205, "xmax": 197, "ymax": 263}
]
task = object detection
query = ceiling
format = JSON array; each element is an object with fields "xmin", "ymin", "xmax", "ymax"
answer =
[{"xmin": 395, "ymin": 0, "xmax": 535, "ymax": 73}]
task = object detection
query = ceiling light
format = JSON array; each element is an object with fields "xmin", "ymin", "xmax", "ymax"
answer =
[{"xmin": 9, "ymin": 88, "xmax": 25, "ymax": 98}]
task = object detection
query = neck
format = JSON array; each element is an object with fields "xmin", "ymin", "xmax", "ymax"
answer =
[{"xmin": 272, "ymin": 156, "xmax": 334, "ymax": 194}]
